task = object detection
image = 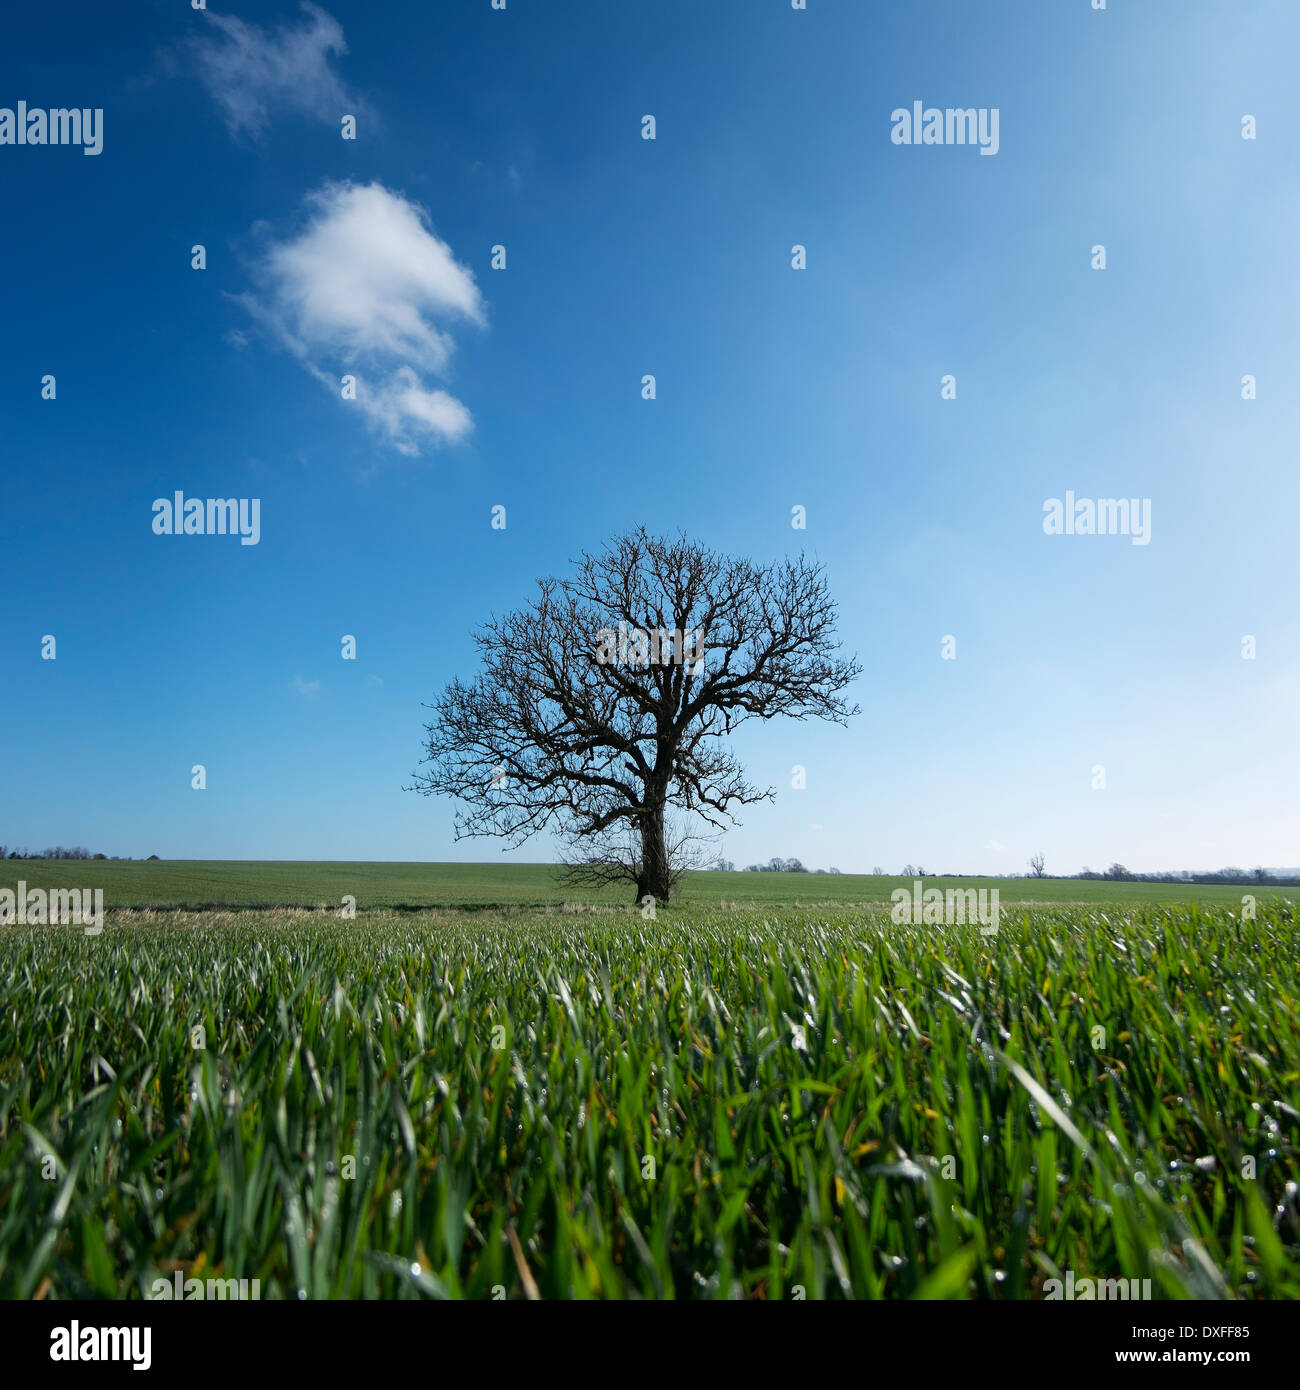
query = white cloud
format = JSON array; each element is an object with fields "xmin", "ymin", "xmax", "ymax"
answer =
[
  {"xmin": 191, "ymin": 2, "xmax": 358, "ymax": 137},
  {"xmin": 293, "ymin": 675, "xmax": 321, "ymax": 697},
  {"xmin": 359, "ymin": 367, "xmax": 473, "ymax": 444},
  {"xmin": 240, "ymin": 181, "xmax": 483, "ymax": 453},
  {"xmin": 986, "ymin": 839, "xmax": 1007, "ymax": 853}
]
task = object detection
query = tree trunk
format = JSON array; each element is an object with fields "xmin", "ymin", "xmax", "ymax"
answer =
[{"xmin": 636, "ymin": 801, "xmax": 672, "ymax": 904}]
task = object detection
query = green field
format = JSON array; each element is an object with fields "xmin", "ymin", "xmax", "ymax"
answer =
[
  {"xmin": 1, "ymin": 858, "xmax": 1284, "ymax": 910},
  {"xmin": 2, "ymin": 895, "xmax": 1297, "ymax": 1300}
]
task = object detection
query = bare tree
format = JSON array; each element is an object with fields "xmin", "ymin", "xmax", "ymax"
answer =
[
  {"xmin": 1029, "ymin": 851, "xmax": 1046, "ymax": 878},
  {"xmin": 411, "ymin": 529, "xmax": 860, "ymax": 902},
  {"xmin": 559, "ymin": 811, "xmax": 716, "ymax": 900}
]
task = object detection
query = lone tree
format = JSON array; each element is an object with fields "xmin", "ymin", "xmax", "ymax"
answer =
[
  {"xmin": 1028, "ymin": 851, "xmax": 1046, "ymax": 878},
  {"xmin": 410, "ymin": 529, "xmax": 860, "ymax": 903}
]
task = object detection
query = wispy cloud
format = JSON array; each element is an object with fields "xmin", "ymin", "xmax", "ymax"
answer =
[
  {"xmin": 190, "ymin": 2, "xmax": 359, "ymax": 137},
  {"xmin": 237, "ymin": 181, "xmax": 484, "ymax": 453},
  {"xmin": 292, "ymin": 675, "xmax": 321, "ymax": 697}
]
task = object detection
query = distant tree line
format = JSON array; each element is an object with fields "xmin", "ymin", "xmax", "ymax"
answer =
[
  {"xmin": 711, "ymin": 857, "xmax": 842, "ymax": 875},
  {"xmin": 1074, "ymin": 863, "xmax": 1299, "ymax": 886},
  {"xmin": 1023, "ymin": 856, "xmax": 1299, "ymax": 887},
  {"xmin": 1, "ymin": 847, "xmax": 121, "ymax": 861},
  {"xmin": 705, "ymin": 855, "xmax": 1300, "ymax": 886}
]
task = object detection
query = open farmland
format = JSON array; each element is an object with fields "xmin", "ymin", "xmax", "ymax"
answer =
[
  {"xmin": 1, "ymin": 859, "xmax": 1284, "ymax": 911},
  {"xmin": 1, "ymin": 898, "xmax": 1297, "ymax": 1299}
]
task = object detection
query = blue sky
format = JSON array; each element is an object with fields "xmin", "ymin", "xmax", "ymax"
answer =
[{"xmin": 1, "ymin": 0, "xmax": 1296, "ymax": 874}]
